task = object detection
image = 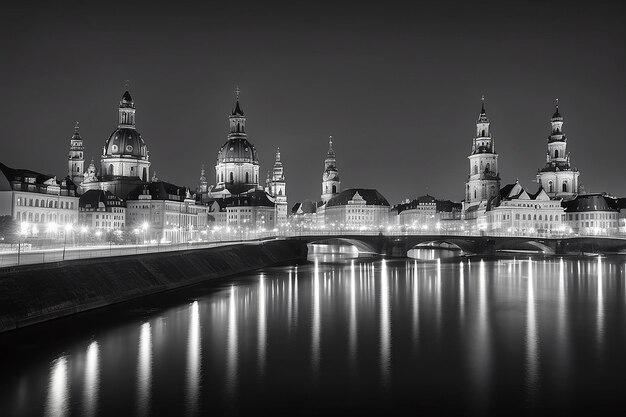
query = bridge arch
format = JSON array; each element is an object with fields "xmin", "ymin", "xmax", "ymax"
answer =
[{"xmin": 306, "ymin": 237, "xmax": 379, "ymax": 255}]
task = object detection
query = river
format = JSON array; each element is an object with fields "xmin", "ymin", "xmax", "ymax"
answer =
[{"xmin": 1, "ymin": 245, "xmax": 626, "ymax": 416}]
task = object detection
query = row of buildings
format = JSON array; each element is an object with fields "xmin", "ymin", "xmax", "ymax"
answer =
[{"xmin": 1, "ymin": 89, "xmax": 625, "ymax": 242}]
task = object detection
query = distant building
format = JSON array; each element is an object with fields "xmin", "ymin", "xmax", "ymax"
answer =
[
  {"xmin": 291, "ymin": 199, "xmax": 317, "ymax": 227},
  {"xmin": 536, "ymin": 100, "xmax": 580, "ymax": 200},
  {"xmin": 484, "ymin": 181, "xmax": 564, "ymax": 235},
  {"xmin": 67, "ymin": 122, "xmax": 85, "ymax": 186},
  {"xmin": 78, "ymin": 190, "xmax": 126, "ymax": 230},
  {"xmin": 0, "ymin": 162, "xmax": 79, "ymax": 232},
  {"xmin": 464, "ymin": 96, "xmax": 500, "ymax": 216},
  {"xmin": 80, "ymin": 90, "xmax": 151, "ymax": 199},
  {"xmin": 126, "ymin": 181, "xmax": 209, "ymax": 243},
  {"xmin": 392, "ymin": 195, "xmax": 462, "ymax": 230},
  {"xmin": 562, "ymin": 194, "xmax": 619, "ymax": 236},
  {"xmin": 324, "ymin": 188, "xmax": 390, "ymax": 230}
]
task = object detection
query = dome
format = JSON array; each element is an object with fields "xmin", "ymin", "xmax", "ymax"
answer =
[
  {"xmin": 104, "ymin": 128, "xmax": 147, "ymax": 158},
  {"xmin": 217, "ymin": 137, "xmax": 258, "ymax": 163}
]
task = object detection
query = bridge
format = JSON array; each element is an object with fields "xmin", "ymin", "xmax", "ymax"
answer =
[{"xmin": 288, "ymin": 233, "xmax": 626, "ymax": 257}]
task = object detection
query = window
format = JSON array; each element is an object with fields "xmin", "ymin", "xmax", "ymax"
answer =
[
  {"xmin": 229, "ymin": 172, "xmax": 234, "ymax": 183},
  {"xmin": 555, "ymin": 150, "xmax": 559, "ymax": 158},
  {"xmin": 562, "ymin": 182, "xmax": 568, "ymax": 192}
]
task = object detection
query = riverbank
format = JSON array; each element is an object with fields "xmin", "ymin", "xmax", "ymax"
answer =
[{"xmin": 0, "ymin": 240, "xmax": 307, "ymax": 333}]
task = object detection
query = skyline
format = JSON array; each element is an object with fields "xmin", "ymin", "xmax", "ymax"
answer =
[{"xmin": 2, "ymin": 0, "xmax": 625, "ymax": 205}]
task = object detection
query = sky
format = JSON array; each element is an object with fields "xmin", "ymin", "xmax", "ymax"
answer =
[{"xmin": 1, "ymin": 0, "xmax": 624, "ymax": 206}]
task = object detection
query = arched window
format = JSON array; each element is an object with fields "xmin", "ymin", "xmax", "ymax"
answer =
[
  {"xmin": 548, "ymin": 181, "xmax": 553, "ymax": 193},
  {"xmin": 473, "ymin": 165, "xmax": 478, "ymax": 175},
  {"xmin": 474, "ymin": 190, "xmax": 477, "ymax": 199},
  {"xmin": 332, "ymin": 184, "xmax": 337, "ymax": 194},
  {"xmin": 481, "ymin": 129, "xmax": 485, "ymax": 137},
  {"xmin": 245, "ymin": 172, "xmax": 249, "ymax": 183},
  {"xmin": 220, "ymin": 172, "xmax": 223, "ymax": 183},
  {"xmin": 109, "ymin": 164, "xmax": 114, "ymax": 175},
  {"xmin": 142, "ymin": 168, "xmax": 147, "ymax": 182},
  {"xmin": 562, "ymin": 182, "xmax": 567, "ymax": 192},
  {"xmin": 229, "ymin": 172, "xmax": 234, "ymax": 183},
  {"xmin": 555, "ymin": 150, "xmax": 559, "ymax": 158},
  {"xmin": 485, "ymin": 163, "xmax": 490, "ymax": 173}
]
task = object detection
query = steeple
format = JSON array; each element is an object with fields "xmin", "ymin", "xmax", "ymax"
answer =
[
  {"xmin": 322, "ymin": 135, "xmax": 340, "ymax": 203},
  {"xmin": 477, "ymin": 94, "xmax": 489, "ymax": 123},
  {"xmin": 229, "ymin": 86, "xmax": 246, "ymax": 133},
  {"xmin": 68, "ymin": 121, "xmax": 85, "ymax": 185},
  {"xmin": 197, "ymin": 164, "xmax": 208, "ymax": 193}
]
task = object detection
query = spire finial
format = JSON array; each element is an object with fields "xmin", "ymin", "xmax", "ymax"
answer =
[
  {"xmin": 74, "ymin": 121, "xmax": 79, "ymax": 132},
  {"xmin": 235, "ymin": 85, "xmax": 240, "ymax": 99},
  {"xmin": 329, "ymin": 135, "xmax": 333, "ymax": 147},
  {"xmin": 555, "ymin": 98, "xmax": 559, "ymax": 109},
  {"xmin": 124, "ymin": 79, "xmax": 130, "ymax": 90},
  {"xmin": 481, "ymin": 94, "xmax": 486, "ymax": 113}
]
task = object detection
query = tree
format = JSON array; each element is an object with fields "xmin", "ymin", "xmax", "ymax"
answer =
[{"xmin": 0, "ymin": 216, "xmax": 18, "ymax": 243}]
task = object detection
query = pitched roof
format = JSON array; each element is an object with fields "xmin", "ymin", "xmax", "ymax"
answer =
[{"xmin": 326, "ymin": 188, "xmax": 390, "ymax": 208}]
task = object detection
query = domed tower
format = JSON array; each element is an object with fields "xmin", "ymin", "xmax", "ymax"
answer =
[
  {"xmin": 214, "ymin": 88, "xmax": 260, "ymax": 195},
  {"xmin": 321, "ymin": 136, "xmax": 340, "ymax": 203},
  {"xmin": 465, "ymin": 96, "xmax": 500, "ymax": 206},
  {"xmin": 266, "ymin": 147, "xmax": 287, "ymax": 221},
  {"xmin": 536, "ymin": 99, "xmax": 580, "ymax": 200},
  {"xmin": 101, "ymin": 90, "xmax": 150, "ymax": 181},
  {"xmin": 68, "ymin": 121, "xmax": 84, "ymax": 185}
]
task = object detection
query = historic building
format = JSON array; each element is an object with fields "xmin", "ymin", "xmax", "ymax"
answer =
[
  {"xmin": 562, "ymin": 194, "xmax": 619, "ymax": 236},
  {"xmin": 81, "ymin": 90, "xmax": 151, "ymax": 199},
  {"xmin": 392, "ymin": 195, "xmax": 462, "ymax": 230},
  {"xmin": 321, "ymin": 136, "xmax": 340, "ymax": 204},
  {"xmin": 126, "ymin": 181, "xmax": 209, "ymax": 243},
  {"xmin": 265, "ymin": 148, "xmax": 288, "ymax": 222},
  {"xmin": 536, "ymin": 100, "xmax": 580, "ymax": 200},
  {"xmin": 324, "ymin": 188, "xmax": 390, "ymax": 230},
  {"xmin": 199, "ymin": 89, "xmax": 276, "ymax": 230},
  {"xmin": 0, "ymin": 162, "xmax": 79, "ymax": 232},
  {"xmin": 78, "ymin": 190, "xmax": 126, "ymax": 230},
  {"xmin": 68, "ymin": 122, "xmax": 85, "ymax": 186},
  {"xmin": 465, "ymin": 97, "xmax": 500, "ymax": 214},
  {"xmin": 484, "ymin": 181, "xmax": 564, "ymax": 235}
]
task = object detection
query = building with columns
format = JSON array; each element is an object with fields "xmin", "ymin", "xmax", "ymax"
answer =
[
  {"xmin": 536, "ymin": 100, "xmax": 580, "ymax": 200},
  {"xmin": 68, "ymin": 122, "xmax": 85, "ymax": 186},
  {"xmin": 80, "ymin": 90, "xmax": 151, "ymax": 199},
  {"xmin": 265, "ymin": 148, "xmax": 288, "ymax": 222},
  {"xmin": 465, "ymin": 96, "xmax": 500, "ymax": 214}
]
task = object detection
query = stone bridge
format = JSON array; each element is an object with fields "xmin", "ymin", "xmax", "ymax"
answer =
[{"xmin": 287, "ymin": 234, "xmax": 626, "ymax": 257}]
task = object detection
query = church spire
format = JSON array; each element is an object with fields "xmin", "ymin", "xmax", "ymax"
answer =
[{"xmin": 231, "ymin": 86, "xmax": 244, "ymax": 117}]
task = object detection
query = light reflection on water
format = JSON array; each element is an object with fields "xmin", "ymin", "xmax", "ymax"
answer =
[{"xmin": 2, "ymin": 247, "xmax": 626, "ymax": 416}]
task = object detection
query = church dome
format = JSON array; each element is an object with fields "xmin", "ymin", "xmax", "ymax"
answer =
[
  {"xmin": 217, "ymin": 137, "xmax": 258, "ymax": 163},
  {"xmin": 104, "ymin": 128, "xmax": 147, "ymax": 158}
]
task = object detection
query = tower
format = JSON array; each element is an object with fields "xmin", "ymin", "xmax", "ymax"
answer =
[
  {"xmin": 536, "ymin": 99, "xmax": 579, "ymax": 200},
  {"xmin": 68, "ymin": 122, "xmax": 85, "ymax": 185},
  {"xmin": 465, "ymin": 96, "xmax": 500, "ymax": 206},
  {"xmin": 101, "ymin": 90, "xmax": 150, "ymax": 181},
  {"xmin": 321, "ymin": 136, "xmax": 340, "ymax": 203},
  {"xmin": 197, "ymin": 165, "xmax": 208, "ymax": 193},
  {"xmin": 266, "ymin": 147, "xmax": 287, "ymax": 221},
  {"xmin": 214, "ymin": 87, "xmax": 260, "ymax": 195}
]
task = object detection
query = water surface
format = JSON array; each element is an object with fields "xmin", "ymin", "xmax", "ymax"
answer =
[{"xmin": 1, "ymin": 247, "xmax": 626, "ymax": 416}]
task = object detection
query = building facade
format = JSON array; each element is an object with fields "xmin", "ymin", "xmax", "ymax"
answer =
[
  {"xmin": 465, "ymin": 97, "xmax": 501, "ymax": 210},
  {"xmin": 324, "ymin": 188, "xmax": 390, "ymax": 230},
  {"xmin": 0, "ymin": 163, "xmax": 79, "ymax": 234},
  {"xmin": 536, "ymin": 100, "xmax": 580, "ymax": 200},
  {"xmin": 392, "ymin": 195, "xmax": 463, "ymax": 230},
  {"xmin": 484, "ymin": 181, "xmax": 564, "ymax": 235},
  {"xmin": 78, "ymin": 190, "xmax": 126, "ymax": 230},
  {"xmin": 126, "ymin": 182, "xmax": 209, "ymax": 243},
  {"xmin": 562, "ymin": 194, "xmax": 619, "ymax": 236}
]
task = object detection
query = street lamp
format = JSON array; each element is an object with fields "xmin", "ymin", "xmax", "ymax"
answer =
[
  {"xmin": 142, "ymin": 222, "xmax": 149, "ymax": 244},
  {"xmin": 62, "ymin": 223, "xmax": 73, "ymax": 260}
]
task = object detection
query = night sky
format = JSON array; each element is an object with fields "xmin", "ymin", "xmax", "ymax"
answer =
[{"xmin": 1, "ymin": 0, "xmax": 624, "ymax": 206}]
